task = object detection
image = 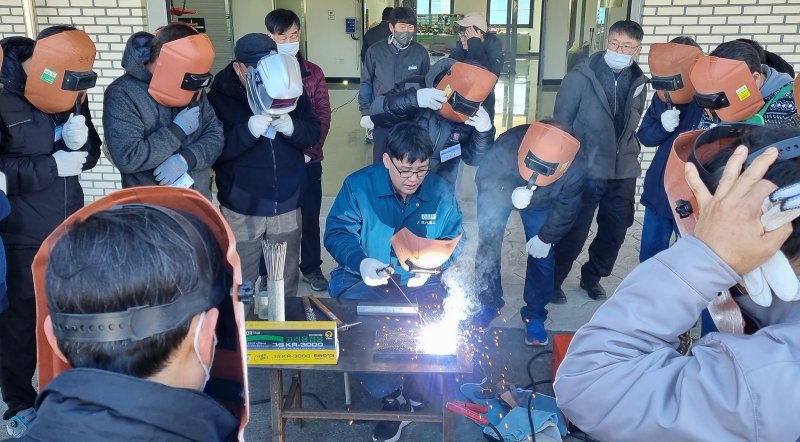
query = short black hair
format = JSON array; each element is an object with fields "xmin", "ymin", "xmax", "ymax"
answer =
[
  {"xmin": 735, "ymin": 38, "xmax": 767, "ymax": 64},
  {"xmin": 710, "ymin": 40, "xmax": 761, "ymax": 73},
  {"xmin": 608, "ymin": 20, "xmax": 644, "ymax": 42},
  {"xmin": 265, "ymin": 8, "xmax": 301, "ymax": 34},
  {"xmin": 149, "ymin": 22, "xmax": 198, "ymax": 64},
  {"xmin": 36, "ymin": 25, "xmax": 78, "ymax": 41},
  {"xmin": 386, "ymin": 122, "xmax": 433, "ymax": 163},
  {"xmin": 670, "ymin": 36, "xmax": 702, "ymax": 50},
  {"xmin": 389, "ymin": 7, "xmax": 417, "ymax": 26},
  {"xmin": 46, "ymin": 206, "xmax": 223, "ymax": 378},
  {"xmin": 381, "ymin": 7, "xmax": 394, "ymax": 21}
]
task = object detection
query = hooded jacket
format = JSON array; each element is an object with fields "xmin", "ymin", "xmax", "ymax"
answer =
[
  {"xmin": 0, "ymin": 36, "xmax": 101, "ymax": 248},
  {"xmin": 103, "ymin": 32, "xmax": 224, "ymax": 200},
  {"xmin": 359, "ymin": 37, "xmax": 430, "ymax": 116},
  {"xmin": 553, "ymin": 51, "xmax": 648, "ymax": 180},
  {"xmin": 207, "ymin": 61, "xmax": 321, "ymax": 217},
  {"xmin": 20, "ymin": 368, "xmax": 239, "ymax": 441}
]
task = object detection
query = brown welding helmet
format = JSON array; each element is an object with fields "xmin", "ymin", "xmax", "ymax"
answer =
[
  {"xmin": 149, "ymin": 34, "xmax": 215, "ymax": 108},
  {"xmin": 24, "ymin": 29, "xmax": 97, "ymax": 114},
  {"xmin": 390, "ymin": 228, "xmax": 462, "ymax": 273},
  {"xmin": 690, "ymin": 55, "xmax": 764, "ymax": 123},
  {"xmin": 32, "ymin": 187, "xmax": 249, "ymax": 438},
  {"xmin": 648, "ymin": 42, "xmax": 702, "ymax": 106},
  {"xmin": 517, "ymin": 122, "xmax": 580, "ymax": 186},
  {"xmin": 431, "ymin": 58, "xmax": 498, "ymax": 123},
  {"xmin": 794, "ymin": 75, "xmax": 800, "ymax": 112}
]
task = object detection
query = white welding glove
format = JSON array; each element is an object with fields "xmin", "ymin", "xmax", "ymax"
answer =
[
  {"xmin": 271, "ymin": 114, "xmax": 294, "ymax": 137},
  {"xmin": 407, "ymin": 273, "xmax": 431, "ymax": 288},
  {"xmin": 248, "ymin": 115, "xmax": 272, "ymax": 138},
  {"xmin": 416, "ymin": 87, "xmax": 447, "ymax": 110},
  {"xmin": 360, "ymin": 115, "xmax": 374, "ymax": 130},
  {"xmin": 360, "ymin": 258, "xmax": 392, "ymax": 287},
  {"xmin": 62, "ymin": 113, "xmax": 88, "ymax": 150},
  {"xmin": 511, "ymin": 186, "xmax": 534, "ymax": 210},
  {"xmin": 52, "ymin": 150, "xmax": 88, "ymax": 177},
  {"xmin": 465, "ymin": 106, "xmax": 492, "ymax": 132},
  {"xmin": 660, "ymin": 108, "xmax": 680, "ymax": 132},
  {"xmin": 0, "ymin": 171, "xmax": 6, "ymax": 194},
  {"xmin": 526, "ymin": 235, "xmax": 552, "ymax": 259}
]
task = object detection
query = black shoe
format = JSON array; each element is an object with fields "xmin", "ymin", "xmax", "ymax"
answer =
[
  {"xmin": 372, "ymin": 392, "xmax": 413, "ymax": 442},
  {"xmin": 302, "ymin": 268, "xmax": 329, "ymax": 292},
  {"xmin": 580, "ymin": 279, "xmax": 607, "ymax": 300},
  {"xmin": 551, "ymin": 287, "xmax": 567, "ymax": 304}
]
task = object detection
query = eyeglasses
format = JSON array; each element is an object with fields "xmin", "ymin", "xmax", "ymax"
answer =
[
  {"xmin": 606, "ymin": 40, "xmax": 641, "ymax": 54},
  {"xmin": 390, "ymin": 158, "xmax": 431, "ymax": 179},
  {"xmin": 272, "ymin": 31, "xmax": 300, "ymax": 43}
]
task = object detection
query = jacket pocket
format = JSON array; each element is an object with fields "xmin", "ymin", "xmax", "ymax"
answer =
[{"xmin": 3, "ymin": 111, "xmax": 34, "ymax": 150}]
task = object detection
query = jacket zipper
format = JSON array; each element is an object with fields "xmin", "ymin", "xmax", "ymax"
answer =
[
  {"xmin": 50, "ymin": 114, "xmax": 69, "ymax": 220},
  {"xmin": 270, "ymin": 138, "xmax": 278, "ymax": 215}
]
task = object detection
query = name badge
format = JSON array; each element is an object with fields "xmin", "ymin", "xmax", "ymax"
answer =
[
  {"xmin": 440, "ymin": 144, "xmax": 462, "ymax": 163},
  {"xmin": 54, "ymin": 125, "xmax": 64, "ymax": 142}
]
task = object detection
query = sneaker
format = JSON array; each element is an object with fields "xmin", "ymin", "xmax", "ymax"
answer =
[
  {"xmin": 302, "ymin": 268, "xmax": 329, "ymax": 292},
  {"xmin": 6, "ymin": 407, "xmax": 36, "ymax": 438},
  {"xmin": 580, "ymin": 279, "xmax": 607, "ymax": 300},
  {"xmin": 551, "ymin": 287, "xmax": 567, "ymax": 304},
  {"xmin": 372, "ymin": 392, "xmax": 413, "ymax": 442},
  {"xmin": 471, "ymin": 306, "xmax": 499, "ymax": 331},
  {"xmin": 525, "ymin": 320, "xmax": 549, "ymax": 346}
]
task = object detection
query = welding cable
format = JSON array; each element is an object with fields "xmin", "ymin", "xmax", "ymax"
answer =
[
  {"xmin": 525, "ymin": 350, "xmax": 553, "ymax": 391},
  {"xmin": 527, "ymin": 393, "xmax": 537, "ymax": 442},
  {"xmin": 485, "ymin": 421, "xmax": 504, "ymax": 441}
]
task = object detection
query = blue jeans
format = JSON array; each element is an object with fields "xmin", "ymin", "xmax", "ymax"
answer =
[
  {"xmin": 639, "ymin": 206, "xmax": 678, "ymax": 263},
  {"xmin": 519, "ymin": 207, "xmax": 555, "ymax": 323}
]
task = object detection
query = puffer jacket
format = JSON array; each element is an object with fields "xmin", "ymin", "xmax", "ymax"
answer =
[{"xmin": 300, "ymin": 57, "xmax": 330, "ymax": 163}]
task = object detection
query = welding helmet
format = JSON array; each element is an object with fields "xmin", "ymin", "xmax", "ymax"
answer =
[
  {"xmin": 245, "ymin": 52, "xmax": 303, "ymax": 116},
  {"xmin": 24, "ymin": 29, "xmax": 97, "ymax": 114},
  {"xmin": 390, "ymin": 228, "xmax": 462, "ymax": 274},
  {"xmin": 690, "ymin": 55, "xmax": 764, "ymax": 123},
  {"xmin": 517, "ymin": 122, "xmax": 580, "ymax": 186},
  {"xmin": 149, "ymin": 34, "xmax": 215, "ymax": 108},
  {"xmin": 648, "ymin": 42, "xmax": 702, "ymax": 106},
  {"xmin": 429, "ymin": 58, "xmax": 497, "ymax": 123},
  {"xmin": 794, "ymin": 75, "xmax": 800, "ymax": 112},
  {"xmin": 32, "ymin": 187, "xmax": 250, "ymax": 438}
]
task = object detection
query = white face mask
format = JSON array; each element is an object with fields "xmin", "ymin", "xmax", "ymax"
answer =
[
  {"xmin": 277, "ymin": 42, "xmax": 300, "ymax": 57},
  {"xmin": 192, "ymin": 311, "xmax": 217, "ymax": 391},
  {"xmin": 604, "ymin": 50, "xmax": 633, "ymax": 71}
]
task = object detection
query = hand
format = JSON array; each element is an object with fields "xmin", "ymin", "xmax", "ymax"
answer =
[
  {"xmin": 248, "ymin": 115, "xmax": 272, "ymax": 138},
  {"xmin": 686, "ymin": 145, "xmax": 790, "ymax": 275},
  {"xmin": 660, "ymin": 108, "xmax": 680, "ymax": 132},
  {"xmin": 526, "ymin": 235, "xmax": 552, "ymax": 259},
  {"xmin": 173, "ymin": 106, "xmax": 201, "ymax": 136},
  {"xmin": 359, "ymin": 258, "xmax": 392, "ymax": 287},
  {"xmin": 62, "ymin": 113, "xmax": 88, "ymax": 150},
  {"xmin": 52, "ymin": 150, "xmax": 88, "ymax": 177},
  {"xmin": 465, "ymin": 106, "xmax": 492, "ymax": 132},
  {"xmin": 271, "ymin": 114, "xmax": 294, "ymax": 137},
  {"xmin": 463, "ymin": 27, "xmax": 482, "ymax": 42},
  {"xmin": 416, "ymin": 88, "xmax": 447, "ymax": 110},
  {"xmin": 153, "ymin": 153, "xmax": 189, "ymax": 185},
  {"xmin": 407, "ymin": 273, "xmax": 431, "ymax": 288},
  {"xmin": 0, "ymin": 171, "xmax": 6, "ymax": 194},
  {"xmin": 511, "ymin": 186, "xmax": 534, "ymax": 209},
  {"xmin": 360, "ymin": 115, "xmax": 374, "ymax": 130}
]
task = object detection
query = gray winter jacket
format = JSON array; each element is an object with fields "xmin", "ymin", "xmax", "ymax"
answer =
[
  {"xmin": 359, "ymin": 37, "xmax": 430, "ymax": 116},
  {"xmin": 103, "ymin": 32, "xmax": 223, "ymax": 199},
  {"xmin": 553, "ymin": 51, "xmax": 648, "ymax": 180},
  {"xmin": 554, "ymin": 236, "xmax": 800, "ymax": 441}
]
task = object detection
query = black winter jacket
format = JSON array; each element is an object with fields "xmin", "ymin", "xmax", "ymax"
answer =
[
  {"xmin": 207, "ymin": 62, "xmax": 321, "ymax": 217},
  {"xmin": 475, "ymin": 124, "xmax": 586, "ymax": 244},
  {"xmin": 0, "ymin": 37, "xmax": 101, "ymax": 248},
  {"xmin": 359, "ymin": 39, "xmax": 430, "ymax": 115},
  {"xmin": 449, "ymin": 33, "xmax": 503, "ymax": 77}
]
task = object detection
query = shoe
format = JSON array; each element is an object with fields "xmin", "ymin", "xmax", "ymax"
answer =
[
  {"xmin": 372, "ymin": 392, "xmax": 413, "ymax": 442},
  {"xmin": 302, "ymin": 268, "xmax": 329, "ymax": 292},
  {"xmin": 6, "ymin": 407, "xmax": 36, "ymax": 438},
  {"xmin": 551, "ymin": 287, "xmax": 567, "ymax": 304},
  {"xmin": 471, "ymin": 306, "xmax": 499, "ymax": 331},
  {"xmin": 525, "ymin": 320, "xmax": 549, "ymax": 346},
  {"xmin": 580, "ymin": 279, "xmax": 607, "ymax": 300}
]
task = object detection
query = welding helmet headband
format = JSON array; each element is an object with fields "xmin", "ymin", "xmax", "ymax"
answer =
[
  {"xmin": 390, "ymin": 228, "xmax": 462, "ymax": 274},
  {"xmin": 149, "ymin": 34, "xmax": 215, "ymax": 108},
  {"xmin": 648, "ymin": 42, "xmax": 702, "ymax": 106},
  {"xmin": 245, "ymin": 52, "xmax": 303, "ymax": 116},
  {"xmin": 430, "ymin": 58, "xmax": 497, "ymax": 123},
  {"xmin": 25, "ymin": 29, "xmax": 97, "ymax": 114},
  {"xmin": 690, "ymin": 55, "xmax": 764, "ymax": 123},
  {"xmin": 517, "ymin": 122, "xmax": 580, "ymax": 187}
]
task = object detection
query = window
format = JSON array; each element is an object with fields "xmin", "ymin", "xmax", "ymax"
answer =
[
  {"xmin": 488, "ymin": 0, "xmax": 533, "ymax": 27},
  {"xmin": 417, "ymin": 0, "xmax": 452, "ymax": 15}
]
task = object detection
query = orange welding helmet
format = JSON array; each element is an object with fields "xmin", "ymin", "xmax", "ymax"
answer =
[
  {"xmin": 517, "ymin": 122, "xmax": 580, "ymax": 186},
  {"xmin": 430, "ymin": 58, "xmax": 497, "ymax": 123},
  {"xmin": 32, "ymin": 187, "xmax": 250, "ymax": 439},
  {"xmin": 648, "ymin": 42, "xmax": 702, "ymax": 106},
  {"xmin": 794, "ymin": 74, "xmax": 800, "ymax": 112},
  {"xmin": 149, "ymin": 34, "xmax": 215, "ymax": 108},
  {"xmin": 24, "ymin": 29, "xmax": 97, "ymax": 114},
  {"xmin": 690, "ymin": 55, "xmax": 764, "ymax": 123},
  {"xmin": 390, "ymin": 228, "xmax": 462, "ymax": 273}
]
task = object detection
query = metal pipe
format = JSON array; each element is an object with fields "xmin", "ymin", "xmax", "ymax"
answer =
[{"xmin": 21, "ymin": 0, "xmax": 37, "ymax": 39}]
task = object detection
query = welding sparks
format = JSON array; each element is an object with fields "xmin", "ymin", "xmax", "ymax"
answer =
[{"xmin": 415, "ymin": 265, "xmax": 476, "ymax": 355}]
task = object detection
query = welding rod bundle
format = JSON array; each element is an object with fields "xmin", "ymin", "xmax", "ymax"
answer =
[{"xmin": 260, "ymin": 240, "xmax": 287, "ymax": 321}]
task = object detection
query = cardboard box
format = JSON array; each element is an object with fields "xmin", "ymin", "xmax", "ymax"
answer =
[{"xmin": 245, "ymin": 321, "xmax": 339, "ymax": 365}]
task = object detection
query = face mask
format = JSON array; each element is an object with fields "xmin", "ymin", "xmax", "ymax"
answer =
[
  {"xmin": 393, "ymin": 31, "xmax": 413, "ymax": 48},
  {"xmin": 193, "ymin": 311, "xmax": 218, "ymax": 391},
  {"xmin": 277, "ymin": 42, "xmax": 299, "ymax": 57},
  {"xmin": 604, "ymin": 50, "xmax": 633, "ymax": 71}
]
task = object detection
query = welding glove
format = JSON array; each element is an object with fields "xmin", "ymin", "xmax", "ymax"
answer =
[
  {"xmin": 0, "ymin": 171, "xmax": 7, "ymax": 194},
  {"xmin": 52, "ymin": 150, "xmax": 88, "ymax": 177},
  {"xmin": 271, "ymin": 114, "xmax": 294, "ymax": 137},
  {"xmin": 416, "ymin": 87, "xmax": 447, "ymax": 110},
  {"xmin": 526, "ymin": 235, "xmax": 552, "ymax": 259},
  {"xmin": 660, "ymin": 108, "xmax": 680, "ymax": 132},
  {"xmin": 173, "ymin": 106, "xmax": 201, "ymax": 136},
  {"xmin": 248, "ymin": 115, "xmax": 272, "ymax": 138},
  {"xmin": 154, "ymin": 153, "xmax": 189, "ymax": 185},
  {"xmin": 360, "ymin": 258, "xmax": 392, "ymax": 286},
  {"xmin": 407, "ymin": 273, "xmax": 431, "ymax": 288},
  {"xmin": 62, "ymin": 113, "xmax": 89, "ymax": 150},
  {"xmin": 465, "ymin": 106, "xmax": 492, "ymax": 132},
  {"xmin": 360, "ymin": 115, "xmax": 374, "ymax": 130},
  {"xmin": 511, "ymin": 186, "xmax": 534, "ymax": 210}
]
